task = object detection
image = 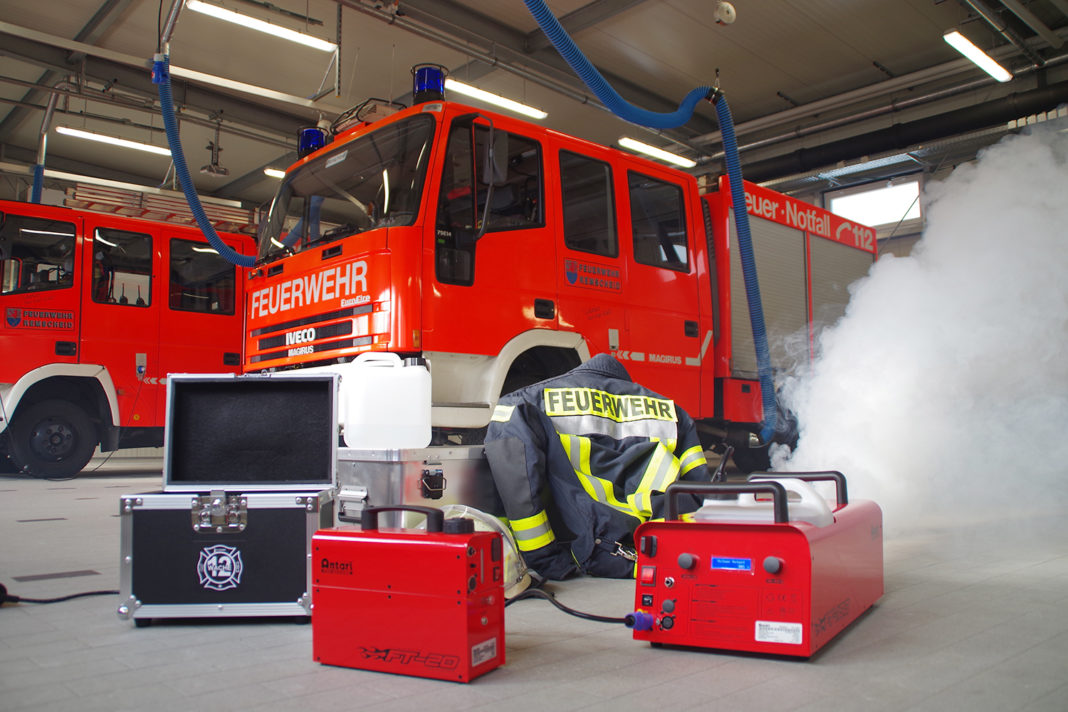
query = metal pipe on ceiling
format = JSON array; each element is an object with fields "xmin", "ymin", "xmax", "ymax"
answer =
[
  {"xmin": 692, "ymin": 23, "xmax": 1068, "ymax": 150},
  {"xmin": 998, "ymin": 0, "xmax": 1063, "ymax": 48},
  {"xmin": 960, "ymin": 0, "xmax": 1046, "ymax": 66},
  {"xmin": 333, "ymin": 0, "xmax": 710, "ymax": 158},
  {"xmin": 0, "ymin": 74, "xmax": 292, "ymax": 150},
  {"xmin": 700, "ymin": 51, "xmax": 1068, "ymax": 164},
  {"xmin": 740, "ymin": 79, "xmax": 1068, "ymax": 183}
]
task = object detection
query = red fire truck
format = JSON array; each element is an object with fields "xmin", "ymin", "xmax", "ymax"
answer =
[
  {"xmin": 0, "ymin": 200, "xmax": 255, "ymax": 477},
  {"xmin": 245, "ymin": 97, "xmax": 876, "ymax": 469}
]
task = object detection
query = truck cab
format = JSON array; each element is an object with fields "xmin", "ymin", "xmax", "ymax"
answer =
[
  {"xmin": 247, "ymin": 93, "xmax": 875, "ymax": 466},
  {"xmin": 248, "ymin": 99, "xmax": 710, "ymax": 432}
]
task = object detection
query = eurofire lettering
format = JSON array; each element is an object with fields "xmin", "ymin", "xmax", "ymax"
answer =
[{"xmin": 250, "ymin": 261, "xmax": 368, "ymax": 318}]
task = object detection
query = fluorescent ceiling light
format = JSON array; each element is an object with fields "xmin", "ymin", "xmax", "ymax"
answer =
[
  {"xmin": 56, "ymin": 126, "xmax": 172, "ymax": 156},
  {"xmin": 188, "ymin": 0, "xmax": 336, "ymax": 53},
  {"xmin": 617, "ymin": 137, "xmax": 696, "ymax": 168},
  {"xmin": 943, "ymin": 30, "xmax": 1012, "ymax": 83},
  {"xmin": 264, "ymin": 168, "xmax": 286, "ymax": 179},
  {"xmin": 444, "ymin": 79, "xmax": 548, "ymax": 120},
  {"xmin": 0, "ymin": 160, "xmax": 243, "ymax": 207}
]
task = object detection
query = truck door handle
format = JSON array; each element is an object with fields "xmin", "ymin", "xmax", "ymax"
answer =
[
  {"xmin": 534, "ymin": 299, "xmax": 555, "ymax": 320},
  {"xmin": 55, "ymin": 341, "xmax": 77, "ymax": 356},
  {"xmin": 684, "ymin": 320, "xmax": 698, "ymax": 337}
]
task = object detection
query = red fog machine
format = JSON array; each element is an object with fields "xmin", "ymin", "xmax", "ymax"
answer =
[
  {"xmin": 312, "ymin": 505, "xmax": 505, "ymax": 683},
  {"xmin": 629, "ymin": 473, "xmax": 883, "ymax": 657}
]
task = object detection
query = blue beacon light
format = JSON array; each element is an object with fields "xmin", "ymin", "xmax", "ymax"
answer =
[
  {"xmin": 412, "ymin": 63, "xmax": 447, "ymax": 104},
  {"xmin": 298, "ymin": 127, "xmax": 328, "ymax": 158}
]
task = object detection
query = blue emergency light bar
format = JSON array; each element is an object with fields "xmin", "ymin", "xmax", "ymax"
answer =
[
  {"xmin": 412, "ymin": 63, "xmax": 447, "ymax": 104},
  {"xmin": 298, "ymin": 127, "xmax": 328, "ymax": 158}
]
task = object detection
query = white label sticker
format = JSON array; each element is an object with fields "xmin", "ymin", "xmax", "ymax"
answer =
[
  {"xmin": 325, "ymin": 151, "xmax": 347, "ymax": 168},
  {"xmin": 755, "ymin": 620, "xmax": 803, "ymax": 645},
  {"xmin": 471, "ymin": 637, "xmax": 497, "ymax": 667}
]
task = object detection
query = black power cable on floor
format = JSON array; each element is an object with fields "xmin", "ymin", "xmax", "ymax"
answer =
[
  {"xmin": 0, "ymin": 582, "xmax": 118, "ymax": 606},
  {"xmin": 505, "ymin": 587, "xmax": 627, "ymax": 624}
]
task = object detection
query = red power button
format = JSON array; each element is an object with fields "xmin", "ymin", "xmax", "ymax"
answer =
[{"xmin": 639, "ymin": 565, "xmax": 657, "ymax": 586}]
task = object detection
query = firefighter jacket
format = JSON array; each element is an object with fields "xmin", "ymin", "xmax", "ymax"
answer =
[{"xmin": 484, "ymin": 353, "xmax": 710, "ymax": 580}]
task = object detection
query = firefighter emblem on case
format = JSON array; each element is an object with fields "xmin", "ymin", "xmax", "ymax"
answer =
[
  {"xmin": 197, "ymin": 545, "xmax": 244, "ymax": 591},
  {"xmin": 5, "ymin": 308, "xmax": 21, "ymax": 328}
]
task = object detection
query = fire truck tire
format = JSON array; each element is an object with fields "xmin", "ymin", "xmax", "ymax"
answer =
[{"xmin": 8, "ymin": 400, "xmax": 98, "ymax": 478}]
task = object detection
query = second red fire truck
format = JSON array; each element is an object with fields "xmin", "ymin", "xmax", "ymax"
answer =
[{"xmin": 0, "ymin": 199, "xmax": 254, "ymax": 477}]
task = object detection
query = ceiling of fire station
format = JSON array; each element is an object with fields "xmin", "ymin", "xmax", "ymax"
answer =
[{"xmin": 1, "ymin": 0, "xmax": 1066, "ymax": 211}]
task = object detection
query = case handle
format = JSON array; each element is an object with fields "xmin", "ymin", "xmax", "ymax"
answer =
[
  {"xmin": 664, "ymin": 482, "xmax": 789, "ymax": 523},
  {"xmin": 360, "ymin": 505, "xmax": 444, "ymax": 532},
  {"xmin": 748, "ymin": 470, "xmax": 848, "ymax": 506}
]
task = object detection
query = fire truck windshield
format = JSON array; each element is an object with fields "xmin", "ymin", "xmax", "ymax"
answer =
[{"xmin": 257, "ymin": 113, "xmax": 435, "ymax": 263}]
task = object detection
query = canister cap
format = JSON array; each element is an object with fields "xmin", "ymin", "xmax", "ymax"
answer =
[{"xmin": 443, "ymin": 517, "xmax": 475, "ymax": 534}]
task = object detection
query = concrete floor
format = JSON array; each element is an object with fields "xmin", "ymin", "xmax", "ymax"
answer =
[{"xmin": 1, "ymin": 457, "xmax": 1066, "ymax": 712}]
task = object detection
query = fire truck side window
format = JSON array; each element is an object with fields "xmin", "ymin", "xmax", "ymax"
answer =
[
  {"xmin": 436, "ymin": 122, "xmax": 543, "ymax": 286},
  {"xmin": 628, "ymin": 172, "xmax": 689, "ymax": 272},
  {"xmin": 0, "ymin": 213, "xmax": 76, "ymax": 295},
  {"xmin": 92, "ymin": 228, "xmax": 152, "ymax": 307},
  {"xmin": 169, "ymin": 238, "xmax": 236, "ymax": 315},
  {"xmin": 560, "ymin": 151, "xmax": 617, "ymax": 257}
]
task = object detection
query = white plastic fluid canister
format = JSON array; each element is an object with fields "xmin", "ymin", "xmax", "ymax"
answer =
[
  {"xmin": 337, "ymin": 352, "xmax": 432, "ymax": 450},
  {"xmin": 695, "ymin": 477, "xmax": 835, "ymax": 527}
]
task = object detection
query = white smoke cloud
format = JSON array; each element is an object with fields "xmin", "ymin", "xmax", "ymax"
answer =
[{"xmin": 773, "ymin": 123, "xmax": 1068, "ymax": 541}]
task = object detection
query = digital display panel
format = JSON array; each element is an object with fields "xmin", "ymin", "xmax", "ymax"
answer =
[{"xmin": 711, "ymin": 557, "xmax": 752, "ymax": 571}]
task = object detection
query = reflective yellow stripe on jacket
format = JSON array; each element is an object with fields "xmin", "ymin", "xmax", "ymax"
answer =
[
  {"xmin": 510, "ymin": 510, "xmax": 555, "ymax": 551},
  {"xmin": 559, "ymin": 433, "xmax": 643, "ymax": 521},
  {"xmin": 559, "ymin": 434, "xmax": 704, "ymax": 522}
]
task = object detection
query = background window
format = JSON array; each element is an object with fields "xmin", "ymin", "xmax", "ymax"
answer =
[
  {"xmin": 170, "ymin": 239, "xmax": 237, "ymax": 315},
  {"xmin": 92, "ymin": 228, "xmax": 152, "ymax": 306},
  {"xmin": 629, "ymin": 172, "xmax": 689, "ymax": 271},
  {"xmin": 826, "ymin": 176, "xmax": 923, "ymax": 240},
  {"xmin": 0, "ymin": 214, "xmax": 76, "ymax": 295},
  {"xmin": 560, "ymin": 151, "xmax": 617, "ymax": 257}
]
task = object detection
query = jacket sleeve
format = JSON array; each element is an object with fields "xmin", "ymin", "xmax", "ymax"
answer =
[{"xmin": 484, "ymin": 399, "xmax": 578, "ymax": 580}]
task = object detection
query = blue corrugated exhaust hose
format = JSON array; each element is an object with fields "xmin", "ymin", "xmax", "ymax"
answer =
[
  {"xmin": 523, "ymin": 0, "xmax": 710, "ymax": 129},
  {"xmin": 30, "ymin": 165, "xmax": 44, "ymax": 204},
  {"xmin": 712, "ymin": 93, "xmax": 777, "ymax": 443},
  {"xmin": 152, "ymin": 54, "xmax": 255, "ymax": 268},
  {"xmin": 525, "ymin": 0, "xmax": 778, "ymax": 443}
]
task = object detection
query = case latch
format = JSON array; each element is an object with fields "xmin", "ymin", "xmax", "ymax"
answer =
[
  {"xmin": 192, "ymin": 490, "xmax": 248, "ymax": 533},
  {"xmin": 421, "ymin": 466, "xmax": 446, "ymax": 499},
  {"xmin": 336, "ymin": 486, "xmax": 368, "ymax": 523}
]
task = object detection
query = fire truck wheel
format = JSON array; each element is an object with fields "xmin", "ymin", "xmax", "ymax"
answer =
[{"xmin": 8, "ymin": 400, "xmax": 98, "ymax": 478}]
